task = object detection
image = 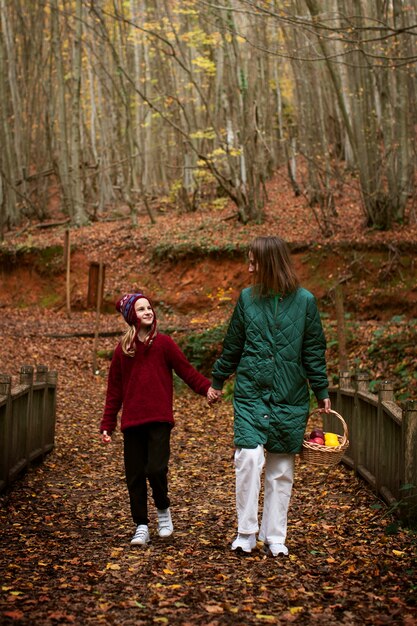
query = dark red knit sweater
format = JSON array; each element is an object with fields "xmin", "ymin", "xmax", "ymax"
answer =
[{"xmin": 100, "ymin": 333, "xmax": 211, "ymax": 434}]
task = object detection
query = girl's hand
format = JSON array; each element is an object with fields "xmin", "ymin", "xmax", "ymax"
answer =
[
  {"xmin": 207, "ymin": 386, "xmax": 222, "ymax": 403},
  {"xmin": 101, "ymin": 430, "xmax": 112, "ymax": 444}
]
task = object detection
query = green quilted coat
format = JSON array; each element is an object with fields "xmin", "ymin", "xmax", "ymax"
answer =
[{"xmin": 212, "ymin": 286, "xmax": 329, "ymax": 453}]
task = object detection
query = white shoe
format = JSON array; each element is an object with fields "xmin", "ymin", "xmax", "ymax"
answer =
[
  {"xmin": 264, "ymin": 543, "xmax": 288, "ymax": 557},
  {"xmin": 131, "ymin": 524, "xmax": 150, "ymax": 546},
  {"xmin": 231, "ymin": 533, "xmax": 257, "ymax": 553},
  {"xmin": 157, "ymin": 508, "xmax": 174, "ymax": 538}
]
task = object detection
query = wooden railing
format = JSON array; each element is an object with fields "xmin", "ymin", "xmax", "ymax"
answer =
[
  {"xmin": 327, "ymin": 372, "xmax": 417, "ymax": 523},
  {"xmin": 0, "ymin": 365, "xmax": 58, "ymax": 492}
]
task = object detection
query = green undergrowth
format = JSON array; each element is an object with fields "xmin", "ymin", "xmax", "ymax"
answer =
[
  {"xmin": 39, "ymin": 292, "xmax": 61, "ymax": 308},
  {"xmin": 151, "ymin": 241, "xmax": 247, "ymax": 262},
  {"xmin": 324, "ymin": 315, "xmax": 417, "ymax": 405},
  {"xmin": 149, "ymin": 237, "xmax": 312, "ymax": 263},
  {"xmin": 177, "ymin": 323, "xmax": 228, "ymax": 376},
  {"xmin": 0, "ymin": 243, "xmax": 64, "ymax": 275}
]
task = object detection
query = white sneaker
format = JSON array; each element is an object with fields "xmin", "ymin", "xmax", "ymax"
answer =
[
  {"xmin": 131, "ymin": 524, "xmax": 150, "ymax": 546},
  {"xmin": 264, "ymin": 543, "xmax": 288, "ymax": 557},
  {"xmin": 157, "ymin": 508, "xmax": 174, "ymax": 538},
  {"xmin": 231, "ymin": 533, "xmax": 257, "ymax": 554}
]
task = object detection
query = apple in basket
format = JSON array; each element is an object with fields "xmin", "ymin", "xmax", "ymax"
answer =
[
  {"xmin": 309, "ymin": 427, "xmax": 324, "ymax": 440},
  {"xmin": 309, "ymin": 436, "xmax": 325, "ymax": 445}
]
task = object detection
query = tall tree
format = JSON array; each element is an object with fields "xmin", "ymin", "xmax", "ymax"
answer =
[
  {"xmin": 50, "ymin": 0, "xmax": 72, "ymax": 217},
  {"xmin": 70, "ymin": 0, "xmax": 87, "ymax": 225}
]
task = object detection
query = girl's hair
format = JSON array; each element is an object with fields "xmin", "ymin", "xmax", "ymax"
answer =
[
  {"xmin": 121, "ymin": 326, "xmax": 138, "ymax": 357},
  {"xmin": 249, "ymin": 236, "xmax": 299, "ymax": 297},
  {"xmin": 121, "ymin": 321, "xmax": 157, "ymax": 356}
]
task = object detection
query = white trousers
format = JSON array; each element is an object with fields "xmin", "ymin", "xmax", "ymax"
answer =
[{"xmin": 234, "ymin": 445, "xmax": 295, "ymax": 545}]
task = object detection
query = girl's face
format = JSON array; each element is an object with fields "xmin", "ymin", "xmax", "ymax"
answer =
[{"xmin": 134, "ymin": 298, "xmax": 154, "ymax": 327}]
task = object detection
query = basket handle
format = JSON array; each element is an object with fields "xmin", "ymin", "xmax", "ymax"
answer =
[{"xmin": 307, "ymin": 408, "xmax": 349, "ymax": 445}]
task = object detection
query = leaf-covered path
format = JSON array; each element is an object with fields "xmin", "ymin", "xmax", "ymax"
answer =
[{"xmin": 1, "ymin": 313, "xmax": 416, "ymax": 625}]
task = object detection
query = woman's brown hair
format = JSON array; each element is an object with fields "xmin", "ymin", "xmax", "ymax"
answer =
[{"xmin": 249, "ymin": 236, "xmax": 299, "ymax": 297}]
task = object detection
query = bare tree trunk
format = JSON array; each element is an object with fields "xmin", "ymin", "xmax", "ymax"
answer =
[
  {"xmin": 0, "ymin": 24, "xmax": 17, "ymax": 229},
  {"xmin": 50, "ymin": 0, "xmax": 73, "ymax": 217},
  {"xmin": 391, "ymin": 0, "xmax": 413, "ymax": 220},
  {"xmin": 0, "ymin": 2, "xmax": 23, "ymax": 185},
  {"xmin": 88, "ymin": 3, "xmax": 116, "ymax": 214},
  {"xmin": 70, "ymin": 0, "xmax": 87, "ymax": 225}
]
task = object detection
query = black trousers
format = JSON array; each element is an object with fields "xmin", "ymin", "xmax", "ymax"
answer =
[{"xmin": 123, "ymin": 422, "xmax": 171, "ymax": 525}]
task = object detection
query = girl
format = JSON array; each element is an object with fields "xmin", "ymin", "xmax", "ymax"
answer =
[
  {"xmin": 101, "ymin": 292, "xmax": 216, "ymax": 546},
  {"xmin": 208, "ymin": 236, "xmax": 331, "ymax": 557}
]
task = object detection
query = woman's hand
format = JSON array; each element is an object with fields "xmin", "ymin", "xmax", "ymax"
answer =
[
  {"xmin": 318, "ymin": 398, "xmax": 331, "ymax": 413},
  {"xmin": 207, "ymin": 386, "xmax": 222, "ymax": 404},
  {"xmin": 101, "ymin": 430, "xmax": 112, "ymax": 444}
]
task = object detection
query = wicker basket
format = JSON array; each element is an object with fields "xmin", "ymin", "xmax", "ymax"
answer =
[{"xmin": 300, "ymin": 409, "xmax": 349, "ymax": 466}]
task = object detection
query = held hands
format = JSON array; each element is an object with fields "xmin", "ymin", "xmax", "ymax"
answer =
[
  {"xmin": 207, "ymin": 386, "xmax": 222, "ymax": 404},
  {"xmin": 101, "ymin": 430, "xmax": 112, "ymax": 444}
]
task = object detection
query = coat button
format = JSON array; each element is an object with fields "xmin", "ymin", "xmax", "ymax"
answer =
[{"xmin": 263, "ymin": 414, "xmax": 269, "ymax": 419}]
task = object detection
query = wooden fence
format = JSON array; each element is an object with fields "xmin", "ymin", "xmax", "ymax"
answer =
[
  {"xmin": 1, "ymin": 363, "xmax": 416, "ymax": 521},
  {"xmin": 327, "ymin": 371, "xmax": 417, "ymax": 523},
  {"xmin": 0, "ymin": 365, "xmax": 58, "ymax": 493}
]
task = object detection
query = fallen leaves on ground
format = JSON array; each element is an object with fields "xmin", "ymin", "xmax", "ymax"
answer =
[{"xmin": 0, "ymin": 312, "xmax": 416, "ymax": 625}]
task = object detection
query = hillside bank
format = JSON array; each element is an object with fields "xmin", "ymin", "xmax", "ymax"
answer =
[{"xmin": 0, "ymin": 213, "xmax": 416, "ymax": 403}]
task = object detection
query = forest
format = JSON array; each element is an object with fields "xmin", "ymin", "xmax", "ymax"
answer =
[
  {"xmin": 1, "ymin": 2, "xmax": 417, "ymax": 625},
  {"xmin": 0, "ymin": 0, "xmax": 416, "ymax": 232}
]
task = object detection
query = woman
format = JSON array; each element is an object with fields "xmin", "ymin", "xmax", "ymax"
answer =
[{"xmin": 209, "ymin": 236, "xmax": 331, "ymax": 556}]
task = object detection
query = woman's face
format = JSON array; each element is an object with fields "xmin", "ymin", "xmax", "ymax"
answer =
[
  {"xmin": 248, "ymin": 251, "xmax": 257, "ymax": 274},
  {"xmin": 134, "ymin": 298, "xmax": 154, "ymax": 327}
]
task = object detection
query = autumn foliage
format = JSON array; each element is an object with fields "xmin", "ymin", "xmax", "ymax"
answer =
[
  {"xmin": 0, "ymin": 315, "xmax": 416, "ymax": 625},
  {"xmin": 1, "ymin": 181, "xmax": 417, "ymax": 624}
]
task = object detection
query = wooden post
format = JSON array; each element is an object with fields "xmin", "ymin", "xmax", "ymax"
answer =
[
  {"xmin": 36, "ymin": 364, "xmax": 48, "ymax": 383},
  {"xmin": 0, "ymin": 374, "xmax": 12, "ymax": 394},
  {"xmin": 334, "ymin": 284, "xmax": 348, "ymax": 370},
  {"xmin": 20, "ymin": 365, "xmax": 34, "ymax": 385},
  {"xmin": 19, "ymin": 366, "xmax": 34, "ymax": 476},
  {"xmin": 0, "ymin": 374, "xmax": 12, "ymax": 491},
  {"xmin": 64, "ymin": 229, "xmax": 71, "ymax": 318},
  {"xmin": 35, "ymin": 365, "xmax": 48, "ymax": 455},
  {"xmin": 402, "ymin": 400, "xmax": 417, "ymax": 524},
  {"xmin": 87, "ymin": 262, "xmax": 106, "ymax": 309},
  {"xmin": 379, "ymin": 380, "xmax": 394, "ymax": 403},
  {"xmin": 339, "ymin": 370, "xmax": 351, "ymax": 391},
  {"xmin": 353, "ymin": 372, "xmax": 370, "ymax": 474},
  {"xmin": 45, "ymin": 371, "xmax": 58, "ymax": 453},
  {"xmin": 355, "ymin": 371, "xmax": 370, "ymax": 393},
  {"xmin": 92, "ymin": 260, "xmax": 104, "ymax": 374},
  {"xmin": 375, "ymin": 381, "xmax": 394, "ymax": 493}
]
